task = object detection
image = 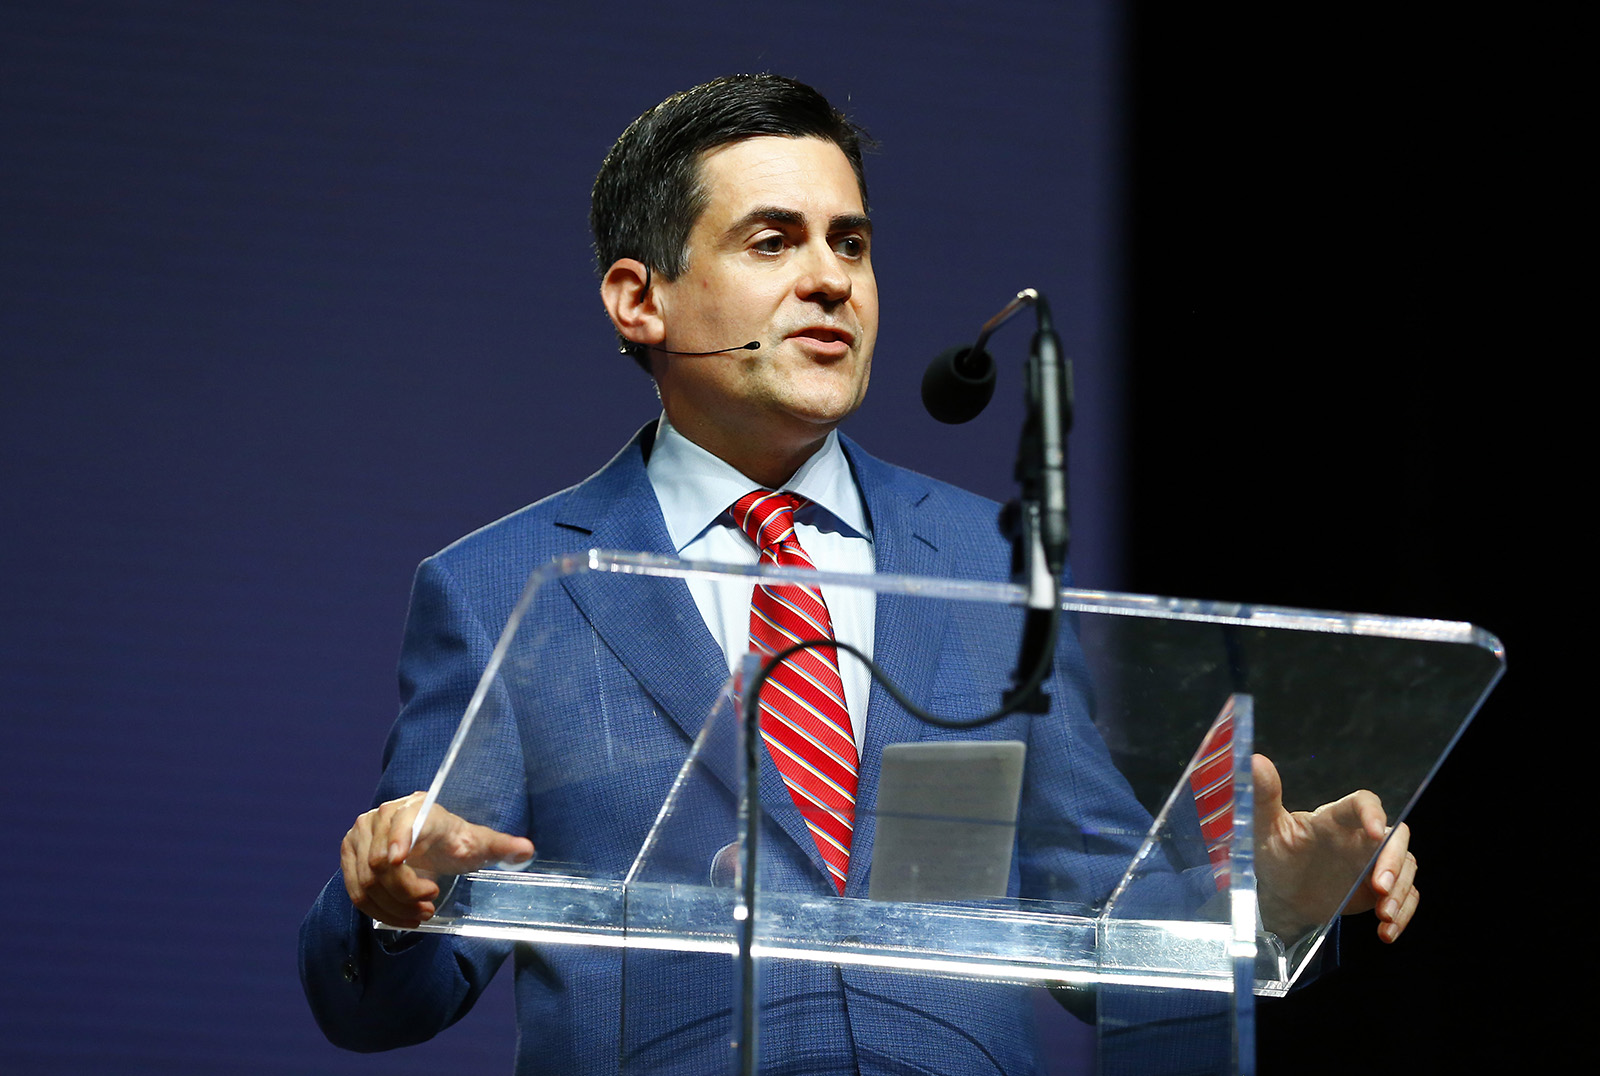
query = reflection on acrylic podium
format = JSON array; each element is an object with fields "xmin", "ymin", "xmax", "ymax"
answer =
[{"xmin": 391, "ymin": 552, "xmax": 1502, "ymax": 1075}]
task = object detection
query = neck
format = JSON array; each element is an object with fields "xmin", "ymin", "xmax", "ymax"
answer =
[
  {"xmin": 737, "ymin": 445, "xmax": 823, "ymax": 490},
  {"xmin": 667, "ymin": 413, "xmax": 831, "ymax": 490}
]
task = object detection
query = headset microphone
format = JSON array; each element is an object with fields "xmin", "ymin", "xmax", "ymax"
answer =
[{"xmin": 621, "ymin": 341, "xmax": 761, "ymax": 357}]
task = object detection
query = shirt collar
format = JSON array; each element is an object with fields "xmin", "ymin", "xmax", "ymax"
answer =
[{"xmin": 647, "ymin": 412, "xmax": 871, "ymax": 553}]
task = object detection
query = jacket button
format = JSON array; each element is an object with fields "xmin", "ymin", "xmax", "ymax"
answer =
[{"xmin": 341, "ymin": 958, "xmax": 359, "ymax": 983}]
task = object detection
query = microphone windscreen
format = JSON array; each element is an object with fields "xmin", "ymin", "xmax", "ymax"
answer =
[{"xmin": 922, "ymin": 346, "xmax": 996, "ymax": 424}]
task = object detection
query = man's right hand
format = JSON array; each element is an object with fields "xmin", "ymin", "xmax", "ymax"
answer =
[{"xmin": 340, "ymin": 791, "xmax": 535, "ymax": 929}]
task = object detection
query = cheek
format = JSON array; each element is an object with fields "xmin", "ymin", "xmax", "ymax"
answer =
[{"xmin": 853, "ymin": 293, "xmax": 880, "ymax": 335}]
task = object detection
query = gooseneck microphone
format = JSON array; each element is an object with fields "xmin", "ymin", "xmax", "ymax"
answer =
[
  {"xmin": 921, "ymin": 290, "xmax": 1047, "ymax": 424},
  {"xmin": 921, "ymin": 288, "xmax": 1075, "ymax": 716},
  {"xmin": 621, "ymin": 341, "xmax": 761, "ymax": 357},
  {"xmin": 921, "ymin": 345, "xmax": 996, "ymax": 424}
]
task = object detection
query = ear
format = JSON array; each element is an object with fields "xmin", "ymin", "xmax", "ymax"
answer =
[{"xmin": 600, "ymin": 259, "xmax": 665, "ymax": 353}]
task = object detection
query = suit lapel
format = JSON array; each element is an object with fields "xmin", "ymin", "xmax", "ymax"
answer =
[
  {"xmin": 550, "ymin": 429, "xmax": 830, "ymax": 882},
  {"xmin": 551, "ymin": 428, "xmax": 733, "ymax": 756}
]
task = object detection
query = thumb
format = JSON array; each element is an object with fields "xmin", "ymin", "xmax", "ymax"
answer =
[
  {"xmin": 1252, "ymin": 753, "xmax": 1284, "ymax": 819},
  {"xmin": 476, "ymin": 826, "xmax": 536, "ymax": 866},
  {"xmin": 414, "ymin": 811, "xmax": 535, "ymax": 874}
]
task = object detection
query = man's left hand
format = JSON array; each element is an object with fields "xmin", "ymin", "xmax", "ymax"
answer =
[{"xmin": 1253, "ymin": 754, "xmax": 1419, "ymax": 944}]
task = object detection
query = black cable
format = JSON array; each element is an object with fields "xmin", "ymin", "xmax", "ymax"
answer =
[{"xmin": 738, "ymin": 598, "xmax": 1062, "ymax": 733}]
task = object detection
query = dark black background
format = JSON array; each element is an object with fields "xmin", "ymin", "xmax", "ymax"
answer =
[{"xmin": 1125, "ymin": 8, "xmax": 1557, "ymax": 1071}]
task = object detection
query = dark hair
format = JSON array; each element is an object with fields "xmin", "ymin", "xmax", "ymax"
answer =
[{"xmin": 591, "ymin": 74, "xmax": 871, "ymax": 369}]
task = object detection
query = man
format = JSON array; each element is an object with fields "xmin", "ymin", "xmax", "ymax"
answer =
[{"xmin": 301, "ymin": 75, "xmax": 1418, "ymax": 1074}]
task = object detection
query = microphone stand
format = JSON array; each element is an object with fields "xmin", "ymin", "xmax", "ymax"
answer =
[{"xmin": 965, "ymin": 289, "xmax": 1074, "ymax": 712}]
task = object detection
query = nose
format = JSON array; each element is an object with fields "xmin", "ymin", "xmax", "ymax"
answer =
[{"xmin": 796, "ymin": 243, "xmax": 852, "ymax": 306}]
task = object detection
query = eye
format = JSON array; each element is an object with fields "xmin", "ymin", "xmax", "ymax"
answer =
[
  {"xmin": 752, "ymin": 233, "xmax": 787, "ymax": 255},
  {"xmin": 832, "ymin": 234, "xmax": 867, "ymax": 259}
]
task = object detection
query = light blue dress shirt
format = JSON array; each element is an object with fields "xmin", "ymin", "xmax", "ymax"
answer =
[{"xmin": 646, "ymin": 413, "xmax": 876, "ymax": 747}]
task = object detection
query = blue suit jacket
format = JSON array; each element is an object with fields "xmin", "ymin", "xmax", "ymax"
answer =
[{"xmin": 300, "ymin": 425, "xmax": 1167, "ymax": 1075}]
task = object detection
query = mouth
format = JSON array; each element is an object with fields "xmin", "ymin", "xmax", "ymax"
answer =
[{"xmin": 788, "ymin": 326, "xmax": 855, "ymax": 349}]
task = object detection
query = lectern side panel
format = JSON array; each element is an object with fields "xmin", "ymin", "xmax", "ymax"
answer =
[
  {"xmin": 1094, "ymin": 696, "xmax": 1252, "ymax": 1076},
  {"xmin": 1076, "ymin": 603, "xmax": 1502, "ymax": 990}
]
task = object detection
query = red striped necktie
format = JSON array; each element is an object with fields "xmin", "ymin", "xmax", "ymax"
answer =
[
  {"xmin": 1187, "ymin": 705, "xmax": 1236, "ymax": 891},
  {"xmin": 733, "ymin": 489, "xmax": 859, "ymax": 895}
]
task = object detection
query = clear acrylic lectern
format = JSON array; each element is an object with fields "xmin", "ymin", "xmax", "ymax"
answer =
[{"xmin": 391, "ymin": 551, "xmax": 1503, "ymax": 1075}]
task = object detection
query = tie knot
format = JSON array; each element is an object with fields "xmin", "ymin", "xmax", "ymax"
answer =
[{"xmin": 733, "ymin": 489, "xmax": 808, "ymax": 553}]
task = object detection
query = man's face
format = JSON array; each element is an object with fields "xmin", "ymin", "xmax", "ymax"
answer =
[{"xmin": 650, "ymin": 136, "xmax": 877, "ymax": 473}]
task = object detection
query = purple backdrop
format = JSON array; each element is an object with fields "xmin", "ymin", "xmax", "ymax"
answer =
[{"xmin": 2, "ymin": 2, "xmax": 1118, "ymax": 1072}]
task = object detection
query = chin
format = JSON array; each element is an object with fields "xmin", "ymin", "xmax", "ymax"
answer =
[
  {"xmin": 782, "ymin": 376, "xmax": 868, "ymax": 422},
  {"xmin": 783, "ymin": 400, "xmax": 862, "ymax": 430}
]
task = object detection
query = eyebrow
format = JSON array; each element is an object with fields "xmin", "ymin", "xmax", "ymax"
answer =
[
  {"xmin": 724, "ymin": 207, "xmax": 874, "ymax": 239},
  {"xmin": 830, "ymin": 213, "xmax": 873, "ymax": 236}
]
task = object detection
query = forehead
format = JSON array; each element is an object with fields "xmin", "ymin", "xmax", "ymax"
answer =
[{"xmin": 693, "ymin": 136, "xmax": 865, "ymax": 226}]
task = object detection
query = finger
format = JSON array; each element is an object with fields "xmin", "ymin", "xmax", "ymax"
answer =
[
  {"xmin": 1371, "ymin": 822, "xmax": 1412, "ymax": 894},
  {"xmin": 368, "ymin": 792, "xmax": 426, "ymax": 869},
  {"xmin": 1394, "ymin": 848, "xmax": 1418, "ymax": 898},
  {"xmin": 342, "ymin": 818, "xmax": 379, "ymax": 904},
  {"xmin": 357, "ymin": 859, "xmax": 440, "ymax": 926},
  {"xmin": 1360, "ymin": 796, "xmax": 1390, "ymax": 841},
  {"xmin": 1378, "ymin": 852, "xmax": 1418, "ymax": 920},
  {"xmin": 345, "ymin": 834, "xmax": 423, "ymax": 915},
  {"xmin": 480, "ymin": 828, "xmax": 536, "ymax": 866},
  {"xmin": 368, "ymin": 800, "xmax": 403, "ymax": 871},
  {"xmin": 357, "ymin": 854, "xmax": 440, "ymax": 906},
  {"xmin": 372, "ymin": 876, "xmax": 437, "ymax": 920},
  {"xmin": 1323, "ymin": 789, "xmax": 1387, "ymax": 837},
  {"xmin": 1378, "ymin": 883, "xmax": 1419, "ymax": 943},
  {"xmin": 358, "ymin": 887, "xmax": 436, "ymax": 930},
  {"xmin": 1251, "ymin": 754, "xmax": 1284, "ymax": 819},
  {"xmin": 389, "ymin": 791, "xmax": 429, "ymax": 861},
  {"xmin": 420, "ymin": 819, "xmax": 531, "ymax": 874}
]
